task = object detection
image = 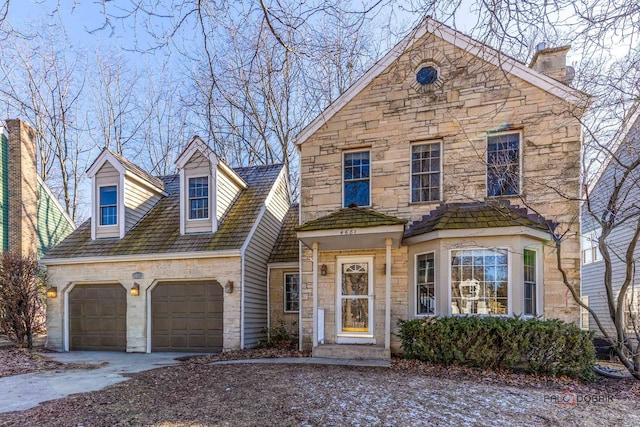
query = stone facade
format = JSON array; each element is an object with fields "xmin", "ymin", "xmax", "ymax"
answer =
[
  {"xmin": 45, "ymin": 256, "xmax": 242, "ymax": 352},
  {"xmin": 297, "ymin": 22, "xmax": 584, "ymax": 354},
  {"xmin": 268, "ymin": 267, "xmax": 300, "ymax": 334}
]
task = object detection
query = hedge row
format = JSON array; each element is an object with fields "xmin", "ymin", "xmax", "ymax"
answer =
[{"xmin": 397, "ymin": 316, "xmax": 595, "ymax": 379}]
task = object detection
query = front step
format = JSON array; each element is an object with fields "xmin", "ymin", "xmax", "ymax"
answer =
[{"xmin": 313, "ymin": 344, "xmax": 390, "ymax": 360}]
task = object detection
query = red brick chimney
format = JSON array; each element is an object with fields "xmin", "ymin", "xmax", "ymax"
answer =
[{"xmin": 5, "ymin": 119, "xmax": 39, "ymax": 257}]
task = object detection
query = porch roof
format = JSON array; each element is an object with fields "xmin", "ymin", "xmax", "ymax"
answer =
[{"xmin": 296, "ymin": 206, "xmax": 407, "ymax": 250}]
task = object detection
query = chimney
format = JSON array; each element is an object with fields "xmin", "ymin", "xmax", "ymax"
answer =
[
  {"xmin": 5, "ymin": 119, "xmax": 39, "ymax": 257},
  {"xmin": 529, "ymin": 44, "xmax": 574, "ymax": 85}
]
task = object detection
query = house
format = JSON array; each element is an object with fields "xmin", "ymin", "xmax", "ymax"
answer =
[
  {"xmin": 581, "ymin": 105, "xmax": 640, "ymax": 338},
  {"xmin": 42, "ymin": 136, "xmax": 291, "ymax": 353},
  {"xmin": 0, "ymin": 119, "xmax": 75, "ymax": 258},
  {"xmin": 293, "ymin": 17, "xmax": 588, "ymax": 360}
]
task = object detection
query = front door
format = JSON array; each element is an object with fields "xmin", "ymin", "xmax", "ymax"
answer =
[{"xmin": 336, "ymin": 257, "xmax": 374, "ymax": 343}]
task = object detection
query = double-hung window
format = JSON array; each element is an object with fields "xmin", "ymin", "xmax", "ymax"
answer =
[
  {"xmin": 411, "ymin": 142, "xmax": 441, "ymax": 203},
  {"xmin": 416, "ymin": 252, "xmax": 436, "ymax": 315},
  {"xmin": 343, "ymin": 150, "xmax": 370, "ymax": 207},
  {"xmin": 581, "ymin": 228, "xmax": 602, "ymax": 264},
  {"xmin": 188, "ymin": 177, "xmax": 209, "ymax": 219},
  {"xmin": 523, "ymin": 249, "xmax": 537, "ymax": 316},
  {"xmin": 284, "ymin": 273, "xmax": 300, "ymax": 312},
  {"xmin": 487, "ymin": 132, "xmax": 520, "ymax": 197},
  {"xmin": 99, "ymin": 185, "xmax": 118, "ymax": 226}
]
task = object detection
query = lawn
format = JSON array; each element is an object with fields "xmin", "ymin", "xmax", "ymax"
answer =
[{"xmin": 0, "ymin": 349, "xmax": 639, "ymax": 426}]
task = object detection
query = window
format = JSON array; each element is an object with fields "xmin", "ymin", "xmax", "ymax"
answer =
[
  {"xmin": 523, "ymin": 249, "xmax": 537, "ymax": 316},
  {"xmin": 582, "ymin": 228, "xmax": 602, "ymax": 264},
  {"xmin": 580, "ymin": 296, "xmax": 590, "ymax": 330},
  {"xmin": 451, "ymin": 249, "xmax": 508, "ymax": 315},
  {"xmin": 487, "ymin": 132, "xmax": 520, "ymax": 197},
  {"xmin": 99, "ymin": 185, "xmax": 117, "ymax": 226},
  {"xmin": 416, "ymin": 253, "xmax": 435, "ymax": 315},
  {"xmin": 188, "ymin": 177, "xmax": 209, "ymax": 219},
  {"xmin": 284, "ymin": 273, "xmax": 300, "ymax": 312},
  {"xmin": 623, "ymin": 286, "xmax": 639, "ymax": 333},
  {"xmin": 411, "ymin": 143, "xmax": 441, "ymax": 203},
  {"xmin": 343, "ymin": 150, "xmax": 370, "ymax": 207}
]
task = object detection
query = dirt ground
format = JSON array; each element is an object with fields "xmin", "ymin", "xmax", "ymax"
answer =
[{"xmin": 0, "ymin": 348, "xmax": 639, "ymax": 427}]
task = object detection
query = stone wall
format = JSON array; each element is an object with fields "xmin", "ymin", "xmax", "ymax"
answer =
[
  {"xmin": 45, "ymin": 256, "xmax": 242, "ymax": 352},
  {"xmin": 268, "ymin": 267, "xmax": 299, "ymax": 335}
]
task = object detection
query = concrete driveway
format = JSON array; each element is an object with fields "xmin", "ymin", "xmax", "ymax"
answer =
[{"xmin": 0, "ymin": 351, "xmax": 200, "ymax": 413}]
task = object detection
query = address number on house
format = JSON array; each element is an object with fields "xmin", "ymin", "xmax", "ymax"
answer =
[{"xmin": 340, "ymin": 229, "xmax": 357, "ymax": 235}]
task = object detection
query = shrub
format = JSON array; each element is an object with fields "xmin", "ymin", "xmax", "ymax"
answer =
[
  {"xmin": 258, "ymin": 319, "xmax": 298, "ymax": 349},
  {"xmin": 397, "ymin": 316, "xmax": 596, "ymax": 379},
  {"xmin": 0, "ymin": 252, "xmax": 47, "ymax": 349}
]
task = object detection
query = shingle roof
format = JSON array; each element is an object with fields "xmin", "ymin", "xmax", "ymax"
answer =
[
  {"xmin": 296, "ymin": 206, "xmax": 407, "ymax": 232},
  {"xmin": 268, "ymin": 204, "xmax": 299, "ymax": 263},
  {"xmin": 404, "ymin": 201, "xmax": 554, "ymax": 239},
  {"xmin": 110, "ymin": 149, "xmax": 166, "ymax": 190},
  {"xmin": 43, "ymin": 164, "xmax": 284, "ymax": 259}
]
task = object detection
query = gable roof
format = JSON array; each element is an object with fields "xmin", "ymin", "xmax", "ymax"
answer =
[
  {"xmin": 42, "ymin": 164, "xmax": 284, "ymax": 260},
  {"xmin": 297, "ymin": 206, "xmax": 407, "ymax": 232},
  {"xmin": 294, "ymin": 16, "xmax": 588, "ymax": 146},
  {"xmin": 404, "ymin": 201, "xmax": 553, "ymax": 239},
  {"xmin": 86, "ymin": 148, "xmax": 166, "ymax": 193},
  {"xmin": 268, "ymin": 203, "xmax": 299, "ymax": 264}
]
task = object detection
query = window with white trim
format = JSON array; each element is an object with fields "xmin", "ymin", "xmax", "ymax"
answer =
[
  {"xmin": 411, "ymin": 142, "xmax": 441, "ymax": 203},
  {"xmin": 581, "ymin": 228, "xmax": 602, "ymax": 264},
  {"xmin": 523, "ymin": 249, "xmax": 537, "ymax": 316},
  {"xmin": 284, "ymin": 273, "xmax": 299, "ymax": 312},
  {"xmin": 451, "ymin": 249, "xmax": 508, "ymax": 315},
  {"xmin": 99, "ymin": 185, "xmax": 118, "ymax": 226},
  {"xmin": 623, "ymin": 286, "xmax": 639, "ymax": 334},
  {"xmin": 487, "ymin": 132, "xmax": 520, "ymax": 197},
  {"xmin": 188, "ymin": 177, "xmax": 209, "ymax": 219},
  {"xmin": 416, "ymin": 252, "xmax": 435, "ymax": 315},
  {"xmin": 343, "ymin": 150, "xmax": 370, "ymax": 207}
]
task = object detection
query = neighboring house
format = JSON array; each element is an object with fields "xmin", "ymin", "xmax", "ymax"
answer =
[
  {"xmin": 42, "ymin": 136, "xmax": 291, "ymax": 353},
  {"xmin": 294, "ymin": 17, "xmax": 587, "ymax": 360},
  {"xmin": 0, "ymin": 119, "xmax": 75, "ymax": 258},
  {"xmin": 581, "ymin": 105, "xmax": 640, "ymax": 337}
]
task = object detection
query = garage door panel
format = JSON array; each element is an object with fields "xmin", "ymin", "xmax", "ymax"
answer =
[
  {"xmin": 69, "ymin": 284, "xmax": 126, "ymax": 351},
  {"xmin": 152, "ymin": 281, "xmax": 223, "ymax": 352}
]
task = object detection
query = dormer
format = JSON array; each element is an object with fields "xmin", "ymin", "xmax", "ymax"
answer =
[
  {"xmin": 175, "ymin": 137, "xmax": 247, "ymax": 235},
  {"xmin": 87, "ymin": 149, "xmax": 166, "ymax": 240}
]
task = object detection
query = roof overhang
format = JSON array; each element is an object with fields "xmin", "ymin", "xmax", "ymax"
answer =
[
  {"xmin": 297, "ymin": 224, "xmax": 405, "ymax": 251},
  {"xmin": 403, "ymin": 225, "xmax": 552, "ymax": 246}
]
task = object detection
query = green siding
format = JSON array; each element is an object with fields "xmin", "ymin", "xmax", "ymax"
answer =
[
  {"xmin": 37, "ymin": 181, "xmax": 74, "ymax": 257},
  {"xmin": 0, "ymin": 132, "xmax": 8, "ymax": 251}
]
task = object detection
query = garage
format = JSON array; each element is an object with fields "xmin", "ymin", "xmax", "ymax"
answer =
[
  {"xmin": 69, "ymin": 284, "xmax": 127, "ymax": 351},
  {"xmin": 151, "ymin": 281, "xmax": 223, "ymax": 352}
]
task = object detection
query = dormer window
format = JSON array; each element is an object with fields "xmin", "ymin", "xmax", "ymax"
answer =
[
  {"xmin": 189, "ymin": 177, "xmax": 209, "ymax": 219},
  {"xmin": 99, "ymin": 185, "xmax": 118, "ymax": 226}
]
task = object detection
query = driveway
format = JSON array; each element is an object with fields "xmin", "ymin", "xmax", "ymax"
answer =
[{"xmin": 0, "ymin": 351, "xmax": 199, "ymax": 413}]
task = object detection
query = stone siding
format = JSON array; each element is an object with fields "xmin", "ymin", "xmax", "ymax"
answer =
[{"xmin": 45, "ymin": 256, "xmax": 242, "ymax": 352}]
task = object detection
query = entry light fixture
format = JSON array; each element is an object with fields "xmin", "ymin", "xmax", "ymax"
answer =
[
  {"xmin": 225, "ymin": 280, "xmax": 234, "ymax": 293},
  {"xmin": 131, "ymin": 282, "xmax": 140, "ymax": 296},
  {"xmin": 320, "ymin": 264, "xmax": 327, "ymax": 276},
  {"xmin": 46, "ymin": 287, "xmax": 58, "ymax": 298}
]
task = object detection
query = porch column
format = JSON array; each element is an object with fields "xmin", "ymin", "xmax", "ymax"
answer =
[
  {"xmin": 312, "ymin": 241, "xmax": 319, "ymax": 348},
  {"xmin": 385, "ymin": 238, "xmax": 392, "ymax": 351}
]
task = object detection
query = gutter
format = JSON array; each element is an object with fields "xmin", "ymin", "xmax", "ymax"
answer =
[{"xmin": 41, "ymin": 249, "xmax": 242, "ymax": 265}]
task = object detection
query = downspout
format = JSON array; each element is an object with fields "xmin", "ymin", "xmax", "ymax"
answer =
[
  {"xmin": 266, "ymin": 264, "xmax": 271, "ymax": 338},
  {"xmin": 385, "ymin": 238, "xmax": 392, "ymax": 351},
  {"xmin": 312, "ymin": 241, "xmax": 318, "ymax": 348}
]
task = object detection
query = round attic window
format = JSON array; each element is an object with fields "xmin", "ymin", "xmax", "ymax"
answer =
[{"xmin": 416, "ymin": 66, "xmax": 438, "ymax": 86}]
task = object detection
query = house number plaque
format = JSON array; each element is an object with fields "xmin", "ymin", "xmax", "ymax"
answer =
[{"xmin": 340, "ymin": 229, "xmax": 357, "ymax": 235}]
